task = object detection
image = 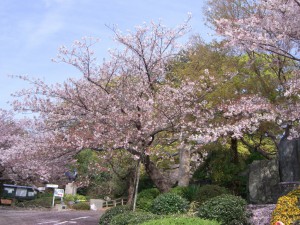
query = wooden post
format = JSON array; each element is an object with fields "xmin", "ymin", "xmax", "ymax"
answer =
[
  {"xmin": 52, "ymin": 194, "xmax": 55, "ymax": 208},
  {"xmin": 132, "ymin": 160, "xmax": 141, "ymax": 211}
]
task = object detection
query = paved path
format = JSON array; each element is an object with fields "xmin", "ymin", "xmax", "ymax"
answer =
[{"xmin": 0, "ymin": 208, "xmax": 103, "ymax": 225}]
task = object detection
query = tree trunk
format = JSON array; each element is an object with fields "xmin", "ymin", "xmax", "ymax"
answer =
[
  {"xmin": 231, "ymin": 138, "xmax": 239, "ymax": 164},
  {"xmin": 143, "ymin": 155, "xmax": 173, "ymax": 193},
  {"xmin": 126, "ymin": 168, "xmax": 136, "ymax": 205},
  {"xmin": 178, "ymin": 143, "xmax": 191, "ymax": 187}
]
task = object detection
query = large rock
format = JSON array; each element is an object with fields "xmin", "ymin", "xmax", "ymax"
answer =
[
  {"xmin": 278, "ymin": 138, "xmax": 300, "ymax": 182},
  {"xmin": 248, "ymin": 159, "xmax": 280, "ymax": 204}
]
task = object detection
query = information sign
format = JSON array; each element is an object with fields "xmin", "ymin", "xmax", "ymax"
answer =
[{"xmin": 54, "ymin": 188, "xmax": 64, "ymax": 198}]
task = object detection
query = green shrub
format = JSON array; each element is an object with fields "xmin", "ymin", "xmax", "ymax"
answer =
[
  {"xmin": 71, "ymin": 202, "xmax": 90, "ymax": 210},
  {"xmin": 198, "ymin": 194, "xmax": 248, "ymax": 225},
  {"xmin": 151, "ymin": 192, "xmax": 189, "ymax": 215},
  {"xmin": 137, "ymin": 188, "xmax": 160, "ymax": 211},
  {"xmin": 183, "ymin": 185, "xmax": 202, "ymax": 202},
  {"xmin": 99, "ymin": 205, "xmax": 130, "ymax": 225},
  {"xmin": 192, "ymin": 142, "xmax": 250, "ymax": 197},
  {"xmin": 64, "ymin": 194, "xmax": 87, "ymax": 202},
  {"xmin": 195, "ymin": 185, "xmax": 229, "ymax": 205},
  {"xmin": 140, "ymin": 216, "xmax": 221, "ymax": 225},
  {"xmin": 169, "ymin": 186, "xmax": 187, "ymax": 198},
  {"xmin": 110, "ymin": 211, "xmax": 160, "ymax": 225},
  {"xmin": 16, "ymin": 197, "xmax": 53, "ymax": 208},
  {"xmin": 37, "ymin": 190, "xmax": 53, "ymax": 198}
]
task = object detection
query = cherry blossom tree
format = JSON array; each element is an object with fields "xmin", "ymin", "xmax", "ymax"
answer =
[
  {"xmin": 13, "ymin": 17, "xmax": 227, "ymax": 192},
  {"xmin": 198, "ymin": 0, "xmax": 300, "ymax": 153},
  {"xmin": 215, "ymin": 0, "xmax": 300, "ymax": 61},
  {"xmin": 0, "ymin": 109, "xmax": 18, "ymax": 180},
  {"xmin": 0, "ymin": 109, "xmax": 78, "ymax": 185}
]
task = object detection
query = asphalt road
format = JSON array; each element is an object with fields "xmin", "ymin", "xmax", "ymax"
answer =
[{"xmin": 0, "ymin": 208, "xmax": 104, "ymax": 225}]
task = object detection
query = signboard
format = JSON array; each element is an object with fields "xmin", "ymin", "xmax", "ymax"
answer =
[
  {"xmin": 46, "ymin": 184, "xmax": 58, "ymax": 189},
  {"xmin": 54, "ymin": 188, "xmax": 64, "ymax": 198}
]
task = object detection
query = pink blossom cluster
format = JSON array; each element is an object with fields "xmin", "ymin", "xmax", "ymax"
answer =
[
  {"xmin": 216, "ymin": 0, "xmax": 300, "ymax": 61},
  {"xmin": 9, "ymin": 18, "xmax": 217, "ymax": 182}
]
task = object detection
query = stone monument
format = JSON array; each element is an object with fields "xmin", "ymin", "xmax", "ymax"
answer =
[
  {"xmin": 278, "ymin": 137, "xmax": 300, "ymax": 182},
  {"xmin": 65, "ymin": 182, "xmax": 77, "ymax": 195},
  {"xmin": 248, "ymin": 159, "xmax": 280, "ymax": 203},
  {"xmin": 248, "ymin": 137, "xmax": 300, "ymax": 203},
  {"xmin": 278, "ymin": 137, "xmax": 300, "ymax": 194},
  {"xmin": 64, "ymin": 169, "xmax": 78, "ymax": 195}
]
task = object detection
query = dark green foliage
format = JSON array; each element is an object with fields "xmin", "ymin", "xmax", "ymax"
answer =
[
  {"xmin": 195, "ymin": 185, "xmax": 229, "ymax": 205},
  {"xmin": 170, "ymin": 185, "xmax": 203, "ymax": 202},
  {"xmin": 110, "ymin": 211, "xmax": 160, "ymax": 225},
  {"xmin": 245, "ymin": 151, "xmax": 265, "ymax": 164},
  {"xmin": 182, "ymin": 185, "xmax": 202, "ymax": 202},
  {"xmin": 138, "ymin": 174, "xmax": 155, "ymax": 192},
  {"xmin": 37, "ymin": 190, "xmax": 53, "ymax": 198},
  {"xmin": 198, "ymin": 194, "xmax": 248, "ymax": 225},
  {"xmin": 151, "ymin": 193, "xmax": 189, "ymax": 215},
  {"xmin": 16, "ymin": 197, "xmax": 53, "ymax": 208},
  {"xmin": 169, "ymin": 186, "xmax": 187, "ymax": 198},
  {"xmin": 140, "ymin": 216, "xmax": 221, "ymax": 225},
  {"xmin": 136, "ymin": 188, "xmax": 160, "ymax": 211},
  {"xmin": 71, "ymin": 202, "xmax": 90, "ymax": 210},
  {"xmin": 99, "ymin": 205, "xmax": 130, "ymax": 225},
  {"xmin": 192, "ymin": 142, "xmax": 249, "ymax": 197}
]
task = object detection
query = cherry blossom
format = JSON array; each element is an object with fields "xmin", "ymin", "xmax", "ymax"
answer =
[
  {"xmin": 216, "ymin": 0, "xmax": 300, "ymax": 61},
  {"xmin": 201, "ymin": 0, "xmax": 300, "ymax": 145},
  {"xmin": 12, "ymin": 17, "xmax": 222, "ymax": 191}
]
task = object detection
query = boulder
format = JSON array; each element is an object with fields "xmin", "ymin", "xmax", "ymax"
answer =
[{"xmin": 248, "ymin": 159, "xmax": 280, "ymax": 204}]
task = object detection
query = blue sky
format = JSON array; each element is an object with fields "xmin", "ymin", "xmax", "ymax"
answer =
[{"xmin": 0, "ymin": 0, "xmax": 214, "ymax": 111}]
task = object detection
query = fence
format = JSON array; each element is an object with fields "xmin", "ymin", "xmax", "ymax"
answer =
[{"xmin": 102, "ymin": 198, "xmax": 127, "ymax": 208}]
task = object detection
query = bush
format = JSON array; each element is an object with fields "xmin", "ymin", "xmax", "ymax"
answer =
[
  {"xmin": 137, "ymin": 188, "xmax": 160, "ymax": 211},
  {"xmin": 110, "ymin": 211, "xmax": 160, "ymax": 225},
  {"xmin": 99, "ymin": 205, "xmax": 130, "ymax": 225},
  {"xmin": 271, "ymin": 188, "xmax": 300, "ymax": 225},
  {"xmin": 195, "ymin": 185, "xmax": 229, "ymax": 205},
  {"xmin": 169, "ymin": 186, "xmax": 187, "ymax": 198},
  {"xmin": 151, "ymin": 192, "xmax": 189, "ymax": 215},
  {"xmin": 71, "ymin": 202, "xmax": 90, "ymax": 210},
  {"xmin": 64, "ymin": 194, "xmax": 87, "ymax": 202},
  {"xmin": 16, "ymin": 196, "xmax": 53, "ymax": 208},
  {"xmin": 183, "ymin": 185, "xmax": 202, "ymax": 202},
  {"xmin": 140, "ymin": 216, "xmax": 221, "ymax": 225},
  {"xmin": 198, "ymin": 194, "xmax": 248, "ymax": 225}
]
